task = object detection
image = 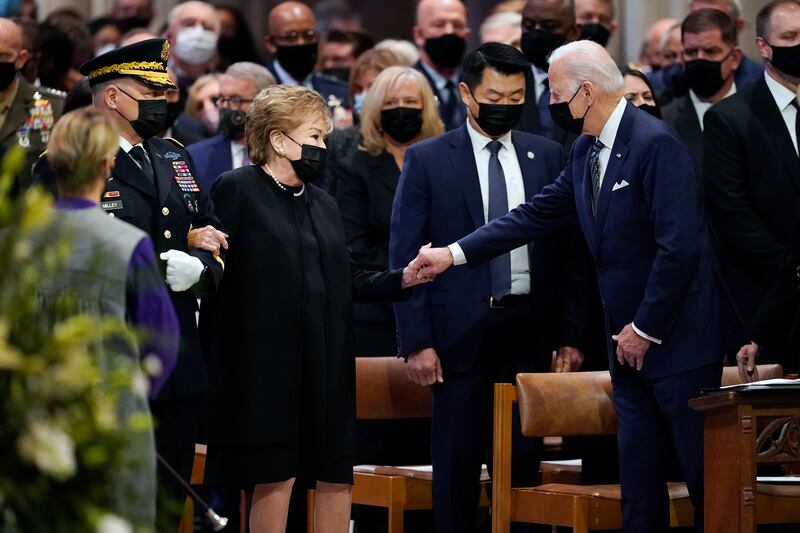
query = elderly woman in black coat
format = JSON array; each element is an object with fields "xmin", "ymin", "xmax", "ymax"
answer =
[{"xmin": 200, "ymin": 84, "xmax": 427, "ymax": 532}]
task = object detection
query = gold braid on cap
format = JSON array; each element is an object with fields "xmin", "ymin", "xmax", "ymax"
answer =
[{"xmin": 88, "ymin": 61, "xmax": 166, "ymax": 80}]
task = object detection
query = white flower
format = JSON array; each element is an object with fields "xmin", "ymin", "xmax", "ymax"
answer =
[
  {"xmin": 16, "ymin": 419, "xmax": 77, "ymax": 480},
  {"xmin": 142, "ymin": 354, "xmax": 163, "ymax": 377},
  {"xmin": 96, "ymin": 514, "xmax": 133, "ymax": 533}
]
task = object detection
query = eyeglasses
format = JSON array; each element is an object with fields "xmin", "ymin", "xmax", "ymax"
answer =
[
  {"xmin": 272, "ymin": 29, "xmax": 318, "ymax": 45},
  {"xmin": 212, "ymin": 96, "xmax": 254, "ymax": 110}
]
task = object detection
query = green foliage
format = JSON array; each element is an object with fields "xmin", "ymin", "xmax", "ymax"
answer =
[{"xmin": 0, "ymin": 147, "xmax": 148, "ymax": 533}]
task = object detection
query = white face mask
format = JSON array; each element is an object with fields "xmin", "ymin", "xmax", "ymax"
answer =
[{"xmin": 174, "ymin": 24, "xmax": 218, "ymax": 65}]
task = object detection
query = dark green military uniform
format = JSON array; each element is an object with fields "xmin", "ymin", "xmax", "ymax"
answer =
[{"xmin": 0, "ymin": 77, "xmax": 64, "ymax": 193}]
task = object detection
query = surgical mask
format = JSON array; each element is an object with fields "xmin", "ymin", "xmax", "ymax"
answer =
[
  {"xmin": 548, "ymin": 85, "xmax": 590, "ymax": 134},
  {"xmin": 115, "ymin": 86, "xmax": 168, "ymax": 139},
  {"xmin": 94, "ymin": 42, "xmax": 117, "ymax": 58},
  {"xmin": 275, "ymin": 42, "xmax": 318, "ymax": 82},
  {"xmin": 766, "ymin": 41, "xmax": 800, "ymax": 78},
  {"xmin": 0, "ymin": 61, "xmax": 17, "ymax": 92},
  {"xmin": 521, "ymin": 29, "xmax": 567, "ymax": 71},
  {"xmin": 423, "ymin": 33, "xmax": 466, "ymax": 69},
  {"xmin": 174, "ymin": 24, "xmax": 218, "ymax": 65},
  {"xmin": 219, "ymin": 107, "xmax": 246, "ymax": 141},
  {"xmin": 380, "ymin": 107, "xmax": 423, "ymax": 144},
  {"xmin": 684, "ymin": 51, "xmax": 732, "ymax": 99},
  {"xmin": 469, "ymin": 90, "xmax": 524, "ymax": 137},
  {"xmin": 353, "ymin": 92, "xmax": 366, "ymax": 114},
  {"xmin": 637, "ymin": 103, "xmax": 660, "ymax": 119},
  {"xmin": 284, "ymin": 133, "xmax": 327, "ymax": 183},
  {"xmin": 579, "ymin": 24, "xmax": 611, "ymax": 47}
]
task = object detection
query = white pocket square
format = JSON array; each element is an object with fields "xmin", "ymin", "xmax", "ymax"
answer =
[{"xmin": 612, "ymin": 180, "xmax": 630, "ymax": 191}]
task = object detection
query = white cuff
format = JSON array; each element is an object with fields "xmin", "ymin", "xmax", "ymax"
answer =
[
  {"xmin": 448, "ymin": 242, "xmax": 467, "ymax": 266},
  {"xmin": 632, "ymin": 322, "xmax": 662, "ymax": 345}
]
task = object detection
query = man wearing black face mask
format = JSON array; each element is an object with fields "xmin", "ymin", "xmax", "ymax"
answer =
[
  {"xmin": 187, "ymin": 61, "xmax": 275, "ymax": 191},
  {"xmin": 412, "ymin": 0, "xmax": 471, "ymax": 131},
  {"xmin": 33, "ymin": 38, "xmax": 227, "ymax": 529},
  {"xmin": 391, "ymin": 42, "xmax": 589, "ymax": 533},
  {"xmin": 575, "ymin": 0, "xmax": 618, "ymax": 48},
  {"xmin": 264, "ymin": 1, "xmax": 349, "ymax": 114},
  {"xmin": 0, "ymin": 18, "xmax": 64, "ymax": 196},
  {"xmin": 703, "ymin": 0, "xmax": 800, "ymax": 375},
  {"xmin": 516, "ymin": 0, "xmax": 580, "ymax": 147},
  {"xmin": 662, "ymin": 8, "xmax": 741, "ymax": 170}
]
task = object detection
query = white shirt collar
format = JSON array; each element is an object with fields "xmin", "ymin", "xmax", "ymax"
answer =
[
  {"xmin": 597, "ymin": 97, "xmax": 627, "ymax": 149},
  {"xmin": 231, "ymin": 139, "xmax": 246, "ymax": 152},
  {"xmin": 466, "ymin": 118, "xmax": 514, "ymax": 156},
  {"xmin": 419, "ymin": 60, "xmax": 459, "ymax": 92},
  {"xmin": 119, "ymin": 136, "xmax": 137, "ymax": 154},
  {"xmin": 764, "ymin": 69, "xmax": 797, "ymax": 111},
  {"xmin": 532, "ymin": 66, "xmax": 548, "ymax": 87}
]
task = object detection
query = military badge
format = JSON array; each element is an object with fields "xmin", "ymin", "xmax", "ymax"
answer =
[
  {"xmin": 161, "ymin": 40, "xmax": 170, "ymax": 62},
  {"xmin": 17, "ymin": 92, "xmax": 55, "ymax": 148},
  {"xmin": 171, "ymin": 161, "xmax": 200, "ymax": 193}
]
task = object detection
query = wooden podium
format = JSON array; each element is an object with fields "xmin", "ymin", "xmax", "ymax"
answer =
[{"xmin": 689, "ymin": 385, "xmax": 800, "ymax": 532}]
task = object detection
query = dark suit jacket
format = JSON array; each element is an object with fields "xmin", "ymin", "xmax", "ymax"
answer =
[
  {"xmin": 456, "ymin": 103, "xmax": 732, "ymax": 379},
  {"xmin": 267, "ymin": 61, "xmax": 349, "ymax": 107},
  {"xmin": 186, "ymin": 134, "xmax": 233, "ymax": 192},
  {"xmin": 662, "ymin": 95, "xmax": 702, "ymax": 170},
  {"xmin": 414, "ymin": 60, "xmax": 466, "ymax": 131},
  {"xmin": 703, "ymin": 76, "xmax": 800, "ymax": 357},
  {"xmin": 337, "ymin": 149, "xmax": 399, "ymax": 352},
  {"xmin": 516, "ymin": 68, "xmax": 578, "ymax": 152},
  {"xmin": 390, "ymin": 125, "xmax": 590, "ymax": 372}
]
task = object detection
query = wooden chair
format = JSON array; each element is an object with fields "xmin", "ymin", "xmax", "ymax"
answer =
[
  {"xmin": 308, "ymin": 356, "xmax": 490, "ymax": 533},
  {"xmin": 492, "ymin": 365, "xmax": 794, "ymax": 533},
  {"xmin": 492, "ymin": 371, "xmax": 694, "ymax": 533}
]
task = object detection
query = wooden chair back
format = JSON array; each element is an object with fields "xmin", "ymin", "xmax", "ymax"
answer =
[
  {"xmin": 356, "ymin": 356, "xmax": 432, "ymax": 420},
  {"xmin": 516, "ymin": 371, "xmax": 617, "ymax": 438}
]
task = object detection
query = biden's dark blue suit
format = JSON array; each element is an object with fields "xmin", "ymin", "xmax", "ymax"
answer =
[
  {"xmin": 456, "ymin": 102, "xmax": 732, "ymax": 532},
  {"xmin": 391, "ymin": 124, "xmax": 591, "ymax": 532},
  {"xmin": 186, "ymin": 134, "xmax": 233, "ymax": 193}
]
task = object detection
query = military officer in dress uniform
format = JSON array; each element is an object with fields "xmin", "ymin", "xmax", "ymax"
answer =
[
  {"xmin": 0, "ymin": 18, "xmax": 64, "ymax": 195},
  {"xmin": 33, "ymin": 38, "xmax": 226, "ymax": 527}
]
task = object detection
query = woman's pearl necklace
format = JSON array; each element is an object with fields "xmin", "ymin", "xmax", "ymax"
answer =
[{"xmin": 264, "ymin": 163, "xmax": 305, "ymax": 197}]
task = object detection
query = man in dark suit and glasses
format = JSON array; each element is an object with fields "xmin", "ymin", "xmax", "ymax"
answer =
[
  {"xmin": 391, "ymin": 42, "xmax": 590, "ymax": 533},
  {"xmin": 411, "ymin": 40, "xmax": 736, "ymax": 532},
  {"xmin": 703, "ymin": 0, "xmax": 800, "ymax": 374},
  {"xmin": 662, "ymin": 8, "xmax": 742, "ymax": 171},
  {"xmin": 412, "ymin": 0, "xmax": 470, "ymax": 131}
]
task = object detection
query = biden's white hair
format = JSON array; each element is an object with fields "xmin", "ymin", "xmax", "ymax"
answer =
[{"xmin": 548, "ymin": 40, "xmax": 624, "ymax": 94}]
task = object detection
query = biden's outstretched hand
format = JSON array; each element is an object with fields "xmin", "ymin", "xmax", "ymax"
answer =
[{"xmin": 411, "ymin": 246, "xmax": 455, "ymax": 280}]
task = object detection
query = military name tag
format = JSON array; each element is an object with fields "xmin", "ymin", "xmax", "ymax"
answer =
[{"xmin": 101, "ymin": 200, "xmax": 124, "ymax": 211}]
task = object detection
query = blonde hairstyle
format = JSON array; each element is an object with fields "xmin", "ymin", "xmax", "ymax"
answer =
[
  {"xmin": 48, "ymin": 108, "xmax": 120, "ymax": 194},
  {"xmin": 348, "ymin": 48, "xmax": 405, "ymax": 103},
  {"xmin": 246, "ymin": 84, "xmax": 333, "ymax": 166},
  {"xmin": 185, "ymin": 73, "xmax": 222, "ymax": 118},
  {"xmin": 360, "ymin": 66, "xmax": 444, "ymax": 156}
]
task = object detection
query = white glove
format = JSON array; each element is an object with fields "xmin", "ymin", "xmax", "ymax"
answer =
[{"xmin": 160, "ymin": 250, "xmax": 204, "ymax": 292}]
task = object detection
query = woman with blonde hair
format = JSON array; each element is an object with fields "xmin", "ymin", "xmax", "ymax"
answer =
[
  {"xmin": 43, "ymin": 107, "xmax": 179, "ymax": 530},
  {"xmin": 185, "ymin": 72, "xmax": 222, "ymax": 135},
  {"xmin": 201, "ymin": 84, "xmax": 429, "ymax": 532},
  {"xmin": 337, "ymin": 66, "xmax": 443, "ymax": 356}
]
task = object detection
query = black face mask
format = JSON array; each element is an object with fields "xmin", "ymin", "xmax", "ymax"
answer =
[
  {"xmin": 579, "ymin": 24, "xmax": 611, "ymax": 47},
  {"xmin": 637, "ymin": 103, "xmax": 661, "ymax": 119},
  {"xmin": 219, "ymin": 108, "xmax": 247, "ymax": 140},
  {"xmin": 115, "ymin": 87, "xmax": 168, "ymax": 139},
  {"xmin": 661, "ymin": 61, "xmax": 688, "ymax": 98},
  {"xmin": 381, "ymin": 107, "xmax": 423, "ymax": 144},
  {"xmin": 284, "ymin": 133, "xmax": 327, "ymax": 183},
  {"xmin": 0, "ymin": 62, "xmax": 17, "ymax": 92},
  {"xmin": 521, "ymin": 29, "xmax": 567, "ymax": 71},
  {"xmin": 469, "ymin": 90, "xmax": 525, "ymax": 137},
  {"xmin": 165, "ymin": 101, "xmax": 182, "ymax": 129},
  {"xmin": 275, "ymin": 42, "xmax": 318, "ymax": 82},
  {"xmin": 322, "ymin": 67, "xmax": 351, "ymax": 83},
  {"xmin": 424, "ymin": 33, "xmax": 466, "ymax": 69},
  {"xmin": 548, "ymin": 85, "xmax": 589, "ymax": 134},
  {"xmin": 767, "ymin": 41, "xmax": 800, "ymax": 78},
  {"xmin": 684, "ymin": 51, "xmax": 733, "ymax": 99}
]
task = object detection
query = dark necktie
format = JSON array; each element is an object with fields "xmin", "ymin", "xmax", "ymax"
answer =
[
  {"xmin": 129, "ymin": 144, "xmax": 154, "ymax": 183},
  {"xmin": 537, "ymin": 77, "xmax": 557, "ymax": 141},
  {"xmin": 792, "ymin": 100, "xmax": 800, "ymax": 157},
  {"xmin": 589, "ymin": 138, "xmax": 605, "ymax": 215},
  {"xmin": 442, "ymin": 80, "xmax": 459, "ymax": 128},
  {"xmin": 487, "ymin": 140, "xmax": 512, "ymax": 301}
]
